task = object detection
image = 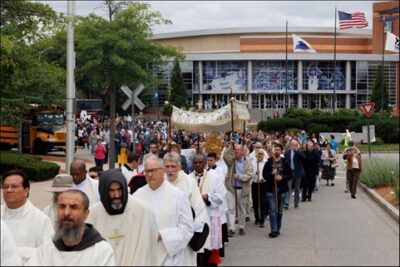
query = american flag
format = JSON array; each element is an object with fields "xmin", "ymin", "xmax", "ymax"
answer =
[{"xmin": 338, "ymin": 11, "xmax": 368, "ymax": 29}]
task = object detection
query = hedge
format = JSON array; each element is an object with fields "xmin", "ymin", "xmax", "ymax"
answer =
[
  {"xmin": 257, "ymin": 108, "xmax": 399, "ymax": 142},
  {"xmin": 0, "ymin": 151, "xmax": 60, "ymax": 181}
]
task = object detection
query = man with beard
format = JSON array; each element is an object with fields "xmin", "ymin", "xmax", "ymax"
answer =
[
  {"xmin": 163, "ymin": 152, "xmax": 210, "ymax": 266},
  {"xmin": 86, "ymin": 169, "xmax": 159, "ymax": 266},
  {"xmin": 26, "ymin": 189, "xmax": 115, "ymax": 266},
  {"xmin": 43, "ymin": 174, "xmax": 74, "ymax": 228},
  {"xmin": 262, "ymin": 144, "xmax": 292, "ymax": 238}
]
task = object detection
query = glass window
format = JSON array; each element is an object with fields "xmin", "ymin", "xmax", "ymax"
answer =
[
  {"xmin": 252, "ymin": 61, "xmax": 297, "ymax": 91},
  {"xmin": 202, "ymin": 61, "xmax": 247, "ymax": 92},
  {"xmin": 303, "ymin": 61, "xmax": 346, "ymax": 90}
]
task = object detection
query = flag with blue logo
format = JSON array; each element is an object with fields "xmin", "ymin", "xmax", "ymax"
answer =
[
  {"xmin": 385, "ymin": 32, "xmax": 399, "ymax": 53},
  {"xmin": 292, "ymin": 34, "xmax": 316, "ymax": 53}
]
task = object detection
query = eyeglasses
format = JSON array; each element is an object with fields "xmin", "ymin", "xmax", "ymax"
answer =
[
  {"xmin": 143, "ymin": 168, "xmax": 163, "ymax": 175},
  {"xmin": 2, "ymin": 184, "xmax": 23, "ymax": 190},
  {"xmin": 89, "ymin": 175, "xmax": 99, "ymax": 179}
]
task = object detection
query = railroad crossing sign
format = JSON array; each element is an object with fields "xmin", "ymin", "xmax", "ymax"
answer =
[
  {"xmin": 360, "ymin": 102, "xmax": 375, "ymax": 118},
  {"xmin": 121, "ymin": 84, "xmax": 145, "ymax": 111}
]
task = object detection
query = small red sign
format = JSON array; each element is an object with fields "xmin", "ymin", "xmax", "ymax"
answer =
[{"xmin": 360, "ymin": 102, "xmax": 375, "ymax": 118}]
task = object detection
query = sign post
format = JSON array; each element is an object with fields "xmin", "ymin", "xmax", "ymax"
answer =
[
  {"xmin": 360, "ymin": 102, "xmax": 375, "ymax": 159},
  {"xmin": 121, "ymin": 84, "xmax": 145, "ymax": 152}
]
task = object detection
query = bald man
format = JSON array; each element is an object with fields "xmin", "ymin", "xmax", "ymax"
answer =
[{"xmin": 70, "ymin": 160, "xmax": 100, "ymax": 206}]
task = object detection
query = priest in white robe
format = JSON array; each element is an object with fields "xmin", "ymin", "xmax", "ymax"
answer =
[
  {"xmin": 163, "ymin": 152, "xmax": 211, "ymax": 266},
  {"xmin": 191, "ymin": 153, "xmax": 226, "ymax": 265},
  {"xmin": 86, "ymin": 168, "xmax": 159, "ymax": 266},
  {"xmin": 70, "ymin": 160, "xmax": 100, "ymax": 206},
  {"xmin": 25, "ymin": 189, "xmax": 115, "ymax": 266},
  {"xmin": 121, "ymin": 152, "xmax": 140, "ymax": 184},
  {"xmin": 133, "ymin": 155, "xmax": 194, "ymax": 266},
  {"xmin": 1, "ymin": 219, "xmax": 22, "ymax": 266},
  {"xmin": 1, "ymin": 169, "xmax": 54, "ymax": 264}
]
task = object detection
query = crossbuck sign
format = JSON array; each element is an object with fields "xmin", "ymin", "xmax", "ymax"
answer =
[{"xmin": 121, "ymin": 84, "xmax": 145, "ymax": 111}]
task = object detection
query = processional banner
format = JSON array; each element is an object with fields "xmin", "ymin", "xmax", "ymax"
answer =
[{"xmin": 171, "ymin": 99, "xmax": 250, "ymax": 133}]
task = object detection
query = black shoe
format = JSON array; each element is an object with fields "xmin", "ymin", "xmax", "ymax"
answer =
[
  {"xmin": 331, "ymin": 183, "xmax": 335, "ymax": 186},
  {"xmin": 254, "ymin": 219, "xmax": 260, "ymax": 225},
  {"xmin": 301, "ymin": 199, "xmax": 306, "ymax": 202},
  {"xmin": 245, "ymin": 217, "xmax": 250, "ymax": 222},
  {"xmin": 308, "ymin": 198, "xmax": 312, "ymax": 202},
  {"xmin": 294, "ymin": 204, "xmax": 299, "ymax": 209},
  {"xmin": 284, "ymin": 204, "xmax": 289, "ymax": 210},
  {"xmin": 351, "ymin": 195, "xmax": 356, "ymax": 199},
  {"xmin": 239, "ymin": 228, "xmax": 245, "ymax": 235},
  {"xmin": 228, "ymin": 230, "xmax": 235, "ymax": 237},
  {"xmin": 268, "ymin": 232, "xmax": 279, "ymax": 238},
  {"xmin": 259, "ymin": 223, "xmax": 265, "ymax": 228},
  {"xmin": 235, "ymin": 219, "xmax": 238, "ymax": 224}
]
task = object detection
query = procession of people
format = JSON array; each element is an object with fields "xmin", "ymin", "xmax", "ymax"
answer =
[{"xmin": 1, "ymin": 112, "xmax": 362, "ymax": 266}]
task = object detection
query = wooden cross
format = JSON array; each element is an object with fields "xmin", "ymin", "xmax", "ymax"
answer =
[{"xmin": 109, "ymin": 229, "xmax": 124, "ymax": 246}]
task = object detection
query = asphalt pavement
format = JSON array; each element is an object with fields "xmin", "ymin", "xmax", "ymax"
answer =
[{"xmin": 1, "ymin": 149, "xmax": 399, "ymax": 266}]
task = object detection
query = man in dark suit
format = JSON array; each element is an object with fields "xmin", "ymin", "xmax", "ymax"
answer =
[{"xmin": 284, "ymin": 139, "xmax": 305, "ymax": 209}]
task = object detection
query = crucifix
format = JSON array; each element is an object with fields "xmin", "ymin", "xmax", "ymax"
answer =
[{"xmin": 109, "ymin": 229, "xmax": 124, "ymax": 246}]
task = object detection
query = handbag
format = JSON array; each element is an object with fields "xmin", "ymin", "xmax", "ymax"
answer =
[{"xmin": 331, "ymin": 162, "xmax": 339, "ymax": 168}]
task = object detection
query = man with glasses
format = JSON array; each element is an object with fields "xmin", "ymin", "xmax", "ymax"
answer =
[
  {"xmin": 1, "ymin": 169, "xmax": 54, "ymax": 264},
  {"xmin": 133, "ymin": 155, "xmax": 194, "ymax": 266},
  {"xmin": 87, "ymin": 168, "xmax": 159, "ymax": 265}
]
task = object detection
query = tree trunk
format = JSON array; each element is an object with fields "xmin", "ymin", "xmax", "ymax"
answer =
[{"xmin": 109, "ymin": 82, "xmax": 116, "ymax": 168}]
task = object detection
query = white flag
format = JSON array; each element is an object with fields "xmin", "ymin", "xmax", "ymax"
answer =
[
  {"xmin": 292, "ymin": 34, "xmax": 316, "ymax": 53},
  {"xmin": 385, "ymin": 32, "xmax": 399, "ymax": 53}
]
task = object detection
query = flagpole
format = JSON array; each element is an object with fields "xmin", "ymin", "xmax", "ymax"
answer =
[
  {"xmin": 285, "ymin": 19, "xmax": 288, "ymax": 113},
  {"xmin": 380, "ymin": 19, "xmax": 385, "ymax": 119},
  {"xmin": 333, "ymin": 6, "xmax": 337, "ymax": 113}
]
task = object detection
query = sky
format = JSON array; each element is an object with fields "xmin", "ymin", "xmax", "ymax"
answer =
[{"xmin": 40, "ymin": 1, "xmax": 376, "ymax": 34}]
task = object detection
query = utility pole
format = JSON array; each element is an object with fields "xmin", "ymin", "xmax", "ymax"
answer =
[{"xmin": 66, "ymin": 1, "xmax": 76, "ymax": 174}]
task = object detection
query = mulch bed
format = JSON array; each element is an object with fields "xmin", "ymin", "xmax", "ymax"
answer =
[{"xmin": 374, "ymin": 186, "xmax": 399, "ymax": 210}]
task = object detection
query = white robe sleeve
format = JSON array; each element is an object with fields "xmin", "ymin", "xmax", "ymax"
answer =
[
  {"xmin": 1, "ymin": 220, "xmax": 22, "ymax": 266},
  {"xmin": 207, "ymin": 172, "xmax": 226, "ymax": 209},
  {"xmin": 159, "ymin": 191, "xmax": 194, "ymax": 256}
]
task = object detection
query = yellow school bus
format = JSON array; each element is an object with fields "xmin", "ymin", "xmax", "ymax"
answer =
[{"xmin": 0, "ymin": 107, "xmax": 67, "ymax": 154}]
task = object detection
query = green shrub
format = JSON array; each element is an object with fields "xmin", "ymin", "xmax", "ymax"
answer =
[
  {"xmin": 360, "ymin": 158, "xmax": 399, "ymax": 189},
  {"xmin": 373, "ymin": 137, "xmax": 384, "ymax": 145},
  {"xmin": 258, "ymin": 117, "xmax": 303, "ymax": 133},
  {"xmin": 0, "ymin": 151, "xmax": 60, "ymax": 181}
]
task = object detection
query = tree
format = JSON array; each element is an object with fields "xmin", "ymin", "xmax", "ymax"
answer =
[
  {"xmin": 0, "ymin": 0, "xmax": 65, "ymax": 126},
  {"xmin": 170, "ymin": 59, "xmax": 188, "ymax": 109},
  {"xmin": 47, "ymin": 2, "xmax": 182, "ymax": 166},
  {"xmin": 371, "ymin": 64, "xmax": 390, "ymax": 113}
]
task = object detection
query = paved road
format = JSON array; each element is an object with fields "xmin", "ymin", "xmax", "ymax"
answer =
[
  {"xmin": 221, "ymin": 169, "xmax": 399, "ymax": 266},
  {"xmin": 1, "ymin": 149, "xmax": 399, "ymax": 265}
]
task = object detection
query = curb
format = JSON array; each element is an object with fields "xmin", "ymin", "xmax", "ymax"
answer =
[{"xmin": 359, "ymin": 182, "xmax": 399, "ymax": 224}]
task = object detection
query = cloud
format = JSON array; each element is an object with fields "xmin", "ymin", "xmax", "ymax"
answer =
[{"xmin": 39, "ymin": 0, "xmax": 374, "ymax": 33}]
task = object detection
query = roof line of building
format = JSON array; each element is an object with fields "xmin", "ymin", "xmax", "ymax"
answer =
[{"xmin": 152, "ymin": 26, "xmax": 372, "ymax": 40}]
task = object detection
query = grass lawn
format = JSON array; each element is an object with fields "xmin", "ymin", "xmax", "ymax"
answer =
[{"xmin": 339, "ymin": 143, "xmax": 399, "ymax": 153}]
